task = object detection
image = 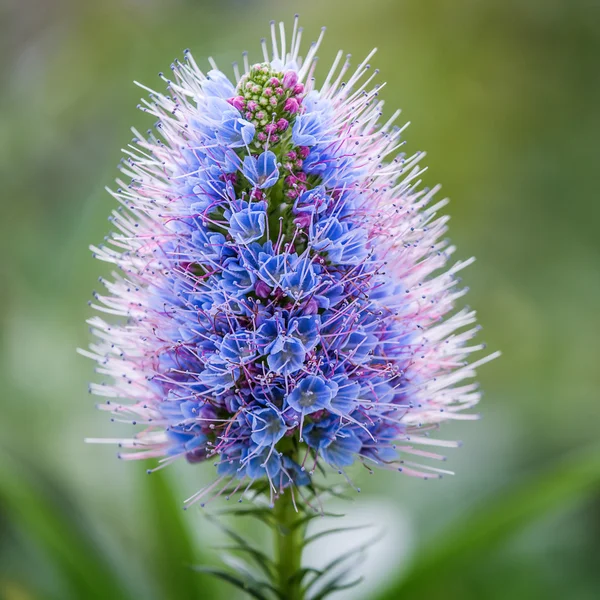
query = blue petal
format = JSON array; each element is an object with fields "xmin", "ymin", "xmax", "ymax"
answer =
[{"xmin": 242, "ymin": 151, "xmax": 280, "ymax": 189}]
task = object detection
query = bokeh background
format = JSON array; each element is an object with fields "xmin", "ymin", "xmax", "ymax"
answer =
[{"xmin": 1, "ymin": 0, "xmax": 599, "ymax": 598}]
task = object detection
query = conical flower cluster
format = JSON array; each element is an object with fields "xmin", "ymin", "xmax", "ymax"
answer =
[{"xmin": 84, "ymin": 19, "xmax": 498, "ymax": 507}]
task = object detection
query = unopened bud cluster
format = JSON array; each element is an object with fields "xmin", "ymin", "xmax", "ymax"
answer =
[{"xmin": 229, "ymin": 62, "xmax": 304, "ymax": 149}]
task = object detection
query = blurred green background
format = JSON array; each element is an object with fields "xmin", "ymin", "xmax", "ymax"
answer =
[{"xmin": 1, "ymin": 0, "xmax": 599, "ymax": 598}]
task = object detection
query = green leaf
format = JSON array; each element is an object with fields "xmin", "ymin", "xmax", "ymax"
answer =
[
  {"xmin": 309, "ymin": 573, "xmax": 364, "ymax": 600},
  {"xmin": 0, "ymin": 451, "xmax": 134, "ymax": 600},
  {"xmin": 193, "ymin": 566, "xmax": 273, "ymax": 600},
  {"xmin": 289, "ymin": 511, "xmax": 344, "ymax": 532},
  {"xmin": 214, "ymin": 544, "xmax": 275, "ymax": 580},
  {"xmin": 303, "ymin": 535, "xmax": 375, "ymax": 595},
  {"xmin": 303, "ymin": 524, "xmax": 372, "ymax": 548},
  {"xmin": 205, "ymin": 513, "xmax": 275, "ymax": 578},
  {"xmin": 217, "ymin": 506, "xmax": 276, "ymax": 527},
  {"xmin": 142, "ymin": 468, "xmax": 220, "ymax": 600},
  {"xmin": 375, "ymin": 444, "xmax": 600, "ymax": 599}
]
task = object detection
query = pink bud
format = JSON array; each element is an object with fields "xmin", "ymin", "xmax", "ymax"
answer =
[
  {"xmin": 276, "ymin": 118, "xmax": 289, "ymax": 132},
  {"xmin": 294, "ymin": 213, "xmax": 312, "ymax": 229},
  {"xmin": 265, "ymin": 123, "xmax": 278, "ymax": 134},
  {"xmin": 247, "ymin": 100, "xmax": 258, "ymax": 111},
  {"xmin": 257, "ymin": 132, "xmax": 267, "ymax": 142},
  {"xmin": 255, "ymin": 281, "xmax": 271, "ymax": 298},
  {"xmin": 283, "ymin": 70, "xmax": 298, "ymax": 89},
  {"xmin": 303, "ymin": 298, "xmax": 319, "ymax": 315},
  {"xmin": 287, "ymin": 150, "xmax": 297, "ymax": 160},
  {"xmin": 269, "ymin": 77, "xmax": 281, "ymax": 86},
  {"xmin": 298, "ymin": 146, "xmax": 310, "ymax": 159},
  {"xmin": 228, "ymin": 96, "xmax": 246, "ymax": 111},
  {"xmin": 284, "ymin": 97, "xmax": 300, "ymax": 114},
  {"xmin": 293, "ymin": 83, "xmax": 305, "ymax": 95}
]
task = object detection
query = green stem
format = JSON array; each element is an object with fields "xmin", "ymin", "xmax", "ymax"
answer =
[{"xmin": 274, "ymin": 488, "xmax": 304, "ymax": 600}]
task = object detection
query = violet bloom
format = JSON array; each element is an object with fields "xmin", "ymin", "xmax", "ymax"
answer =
[{"xmin": 83, "ymin": 18, "xmax": 498, "ymax": 510}]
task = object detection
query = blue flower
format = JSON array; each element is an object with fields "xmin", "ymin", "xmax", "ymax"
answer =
[
  {"xmin": 291, "ymin": 92, "xmax": 334, "ymax": 146},
  {"xmin": 286, "ymin": 375, "xmax": 337, "ymax": 415},
  {"xmin": 219, "ymin": 332, "xmax": 257, "ymax": 364},
  {"xmin": 203, "ymin": 69, "xmax": 236, "ymax": 98},
  {"xmin": 258, "ymin": 254, "xmax": 288, "ymax": 288},
  {"xmin": 190, "ymin": 229, "xmax": 231, "ymax": 263},
  {"xmin": 229, "ymin": 203, "xmax": 267, "ymax": 244},
  {"xmin": 166, "ymin": 427, "xmax": 207, "ymax": 456},
  {"xmin": 337, "ymin": 329, "xmax": 379, "ymax": 364},
  {"xmin": 320, "ymin": 430, "xmax": 362, "ymax": 468},
  {"xmin": 216, "ymin": 443, "xmax": 247, "ymax": 477},
  {"xmin": 255, "ymin": 315, "xmax": 285, "ymax": 352},
  {"xmin": 329, "ymin": 374, "xmax": 361, "ymax": 414},
  {"xmin": 311, "ymin": 218, "xmax": 369, "ymax": 265},
  {"xmin": 199, "ymin": 358, "xmax": 239, "ymax": 393},
  {"xmin": 221, "ymin": 257, "xmax": 256, "ymax": 295},
  {"xmin": 185, "ymin": 166, "xmax": 227, "ymax": 213},
  {"xmin": 288, "ymin": 316, "xmax": 320, "ymax": 352},
  {"xmin": 303, "ymin": 416, "xmax": 338, "ymax": 450},
  {"xmin": 292, "ymin": 113, "xmax": 325, "ymax": 147},
  {"xmin": 282, "ymin": 456, "xmax": 311, "ymax": 486},
  {"xmin": 255, "ymin": 314, "xmax": 319, "ymax": 375},
  {"xmin": 242, "ymin": 151, "xmax": 280, "ymax": 189},
  {"xmin": 281, "ymin": 258, "xmax": 318, "ymax": 299},
  {"xmin": 251, "ymin": 407, "xmax": 288, "ymax": 446},
  {"xmin": 246, "ymin": 446, "xmax": 282, "ymax": 480},
  {"xmin": 293, "ymin": 186, "xmax": 330, "ymax": 216},
  {"xmin": 266, "ymin": 335, "xmax": 306, "ymax": 376},
  {"xmin": 217, "ymin": 114, "xmax": 256, "ymax": 148}
]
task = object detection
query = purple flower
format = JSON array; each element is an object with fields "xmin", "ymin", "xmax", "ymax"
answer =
[{"xmin": 85, "ymin": 19, "xmax": 497, "ymax": 507}]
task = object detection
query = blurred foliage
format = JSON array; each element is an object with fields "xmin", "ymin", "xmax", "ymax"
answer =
[{"xmin": 1, "ymin": 0, "xmax": 599, "ymax": 598}]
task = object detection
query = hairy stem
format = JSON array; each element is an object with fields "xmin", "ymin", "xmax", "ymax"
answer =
[{"xmin": 274, "ymin": 488, "xmax": 304, "ymax": 600}]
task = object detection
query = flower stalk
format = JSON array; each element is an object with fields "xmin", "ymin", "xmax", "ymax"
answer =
[
  {"xmin": 83, "ymin": 21, "xmax": 498, "ymax": 596},
  {"xmin": 274, "ymin": 489, "xmax": 305, "ymax": 600}
]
